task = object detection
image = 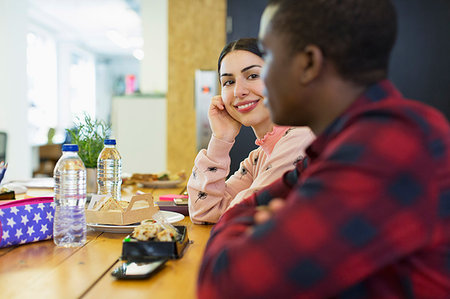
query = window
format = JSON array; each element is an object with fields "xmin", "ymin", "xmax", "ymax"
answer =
[
  {"xmin": 26, "ymin": 30, "xmax": 58, "ymax": 145},
  {"xmin": 26, "ymin": 26, "xmax": 97, "ymax": 145},
  {"xmin": 68, "ymin": 51, "xmax": 96, "ymax": 121}
]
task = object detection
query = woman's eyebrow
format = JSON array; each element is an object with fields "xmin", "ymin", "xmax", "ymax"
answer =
[
  {"xmin": 241, "ymin": 65, "xmax": 262, "ymax": 73},
  {"xmin": 220, "ymin": 65, "xmax": 262, "ymax": 78}
]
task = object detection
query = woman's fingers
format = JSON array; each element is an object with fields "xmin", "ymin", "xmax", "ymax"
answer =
[
  {"xmin": 210, "ymin": 95, "xmax": 225, "ymax": 110},
  {"xmin": 208, "ymin": 95, "xmax": 241, "ymax": 142}
]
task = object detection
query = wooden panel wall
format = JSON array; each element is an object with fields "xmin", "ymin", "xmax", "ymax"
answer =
[{"xmin": 167, "ymin": 0, "xmax": 226, "ymax": 174}]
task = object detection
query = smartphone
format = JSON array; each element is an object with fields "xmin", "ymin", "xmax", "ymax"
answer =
[
  {"xmin": 173, "ymin": 197, "xmax": 188, "ymax": 206},
  {"xmin": 111, "ymin": 259, "xmax": 168, "ymax": 280}
]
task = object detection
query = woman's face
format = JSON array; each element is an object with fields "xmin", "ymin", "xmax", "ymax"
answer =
[{"xmin": 219, "ymin": 50, "xmax": 271, "ymax": 128}]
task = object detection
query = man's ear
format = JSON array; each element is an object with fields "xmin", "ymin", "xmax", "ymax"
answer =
[{"xmin": 294, "ymin": 44, "xmax": 324, "ymax": 84}]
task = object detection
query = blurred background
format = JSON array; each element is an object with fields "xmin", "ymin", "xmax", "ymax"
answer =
[{"xmin": 0, "ymin": 0, "xmax": 449, "ymax": 182}]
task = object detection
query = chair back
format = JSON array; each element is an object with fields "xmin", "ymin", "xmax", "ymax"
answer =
[{"xmin": 33, "ymin": 144, "xmax": 62, "ymax": 177}]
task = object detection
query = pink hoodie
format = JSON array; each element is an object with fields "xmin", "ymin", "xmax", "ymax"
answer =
[{"xmin": 187, "ymin": 126, "xmax": 315, "ymax": 224}]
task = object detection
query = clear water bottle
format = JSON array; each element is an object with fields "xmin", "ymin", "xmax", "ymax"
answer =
[
  {"xmin": 53, "ymin": 144, "xmax": 87, "ymax": 247},
  {"xmin": 97, "ymin": 139, "xmax": 122, "ymax": 200}
]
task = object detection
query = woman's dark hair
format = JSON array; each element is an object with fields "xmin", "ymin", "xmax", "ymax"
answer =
[
  {"xmin": 217, "ymin": 38, "xmax": 263, "ymax": 74},
  {"xmin": 268, "ymin": 0, "xmax": 398, "ymax": 85}
]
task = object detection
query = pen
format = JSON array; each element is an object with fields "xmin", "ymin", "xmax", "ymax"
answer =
[
  {"xmin": 0, "ymin": 162, "xmax": 7, "ymax": 184},
  {"xmin": 178, "ymin": 185, "xmax": 187, "ymax": 195}
]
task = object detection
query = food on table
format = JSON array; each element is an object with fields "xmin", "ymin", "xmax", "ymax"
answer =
[
  {"xmin": 94, "ymin": 196, "xmax": 130, "ymax": 211},
  {"xmin": 123, "ymin": 171, "xmax": 186, "ymax": 185},
  {"xmin": 130, "ymin": 173, "xmax": 160, "ymax": 182},
  {"xmin": 131, "ymin": 219, "xmax": 179, "ymax": 242},
  {"xmin": 0, "ymin": 186, "xmax": 14, "ymax": 200},
  {"xmin": 157, "ymin": 173, "xmax": 169, "ymax": 181}
]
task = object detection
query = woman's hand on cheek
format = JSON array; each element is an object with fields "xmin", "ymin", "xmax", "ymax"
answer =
[{"xmin": 208, "ymin": 95, "xmax": 241, "ymax": 142}]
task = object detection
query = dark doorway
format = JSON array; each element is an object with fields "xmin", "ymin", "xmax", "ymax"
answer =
[
  {"xmin": 226, "ymin": 0, "xmax": 269, "ymax": 175},
  {"xmin": 226, "ymin": 0, "xmax": 450, "ymax": 176}
]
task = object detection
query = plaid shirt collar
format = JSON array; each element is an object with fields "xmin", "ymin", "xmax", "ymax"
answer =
[{"xmin": 306, "ymin": 80, "xmax": 403, "ymax": 161}]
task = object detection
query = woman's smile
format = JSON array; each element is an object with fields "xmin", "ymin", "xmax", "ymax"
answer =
[{"xmin": 234, "ymin": 99, "xmax": 260, "ymax": 113}]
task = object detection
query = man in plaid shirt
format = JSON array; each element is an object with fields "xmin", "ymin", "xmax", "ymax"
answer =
[{"xmin": 197, "ymin": 0, "xmax": 450, "ymax": 298}]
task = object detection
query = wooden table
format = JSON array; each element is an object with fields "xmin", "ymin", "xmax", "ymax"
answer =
[{"xmin": 0, "ymin": 186, "xmax": 212, "ymax": 299}]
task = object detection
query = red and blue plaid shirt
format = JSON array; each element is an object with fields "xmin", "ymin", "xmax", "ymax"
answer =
[{"xmin": 197, "ymin": 80, "xmax": 450, "ymax": 299}]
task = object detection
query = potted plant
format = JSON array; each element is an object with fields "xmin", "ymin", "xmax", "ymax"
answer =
[{"xmin": 66, "ymin": 113, "xmax": 111, "ymax": 194}]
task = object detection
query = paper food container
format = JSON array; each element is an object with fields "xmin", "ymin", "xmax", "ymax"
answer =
[
  {"xmin": 86, "ymin": 193, "xmax": 159, "ymax": 225},
  {"xmin": 121, "ymin": 226, "xmax": 189, "ymax": 261}
]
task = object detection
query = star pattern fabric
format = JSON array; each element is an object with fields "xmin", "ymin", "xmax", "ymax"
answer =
[{"xmin": 0, "ymin": 197, "xmax": 55, "ymax": 248}]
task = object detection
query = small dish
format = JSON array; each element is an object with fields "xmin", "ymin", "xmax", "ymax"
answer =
[
  {"xmin": 0, "ymin": 183, "xmax": 28, "ymax": 195},
  {"xmin": 87, "ymin": 223, "xmax": 138, "ymax": 234},
  {"xmin": 87, "ymin": 210, "xmax": 185, "ymax": 233},
  {"xmin": 12, "ymin": 178, "xmax": 55, "ymax": 189}
]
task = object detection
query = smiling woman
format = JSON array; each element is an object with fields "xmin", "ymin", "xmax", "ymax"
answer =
[
  {"xmin": 218, "ymin": 50, "xmax": 270, "ymax": 138},
  {"xmin": 187, "ymin": 38, "xmax": 315, "ymax": 224}
]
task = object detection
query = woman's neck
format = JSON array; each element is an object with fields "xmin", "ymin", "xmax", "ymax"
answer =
[{"xmin": 252, "ymin": 120, "xmax": 274, "ymax": 140}]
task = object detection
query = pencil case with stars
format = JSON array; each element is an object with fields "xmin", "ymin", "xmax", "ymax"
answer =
[{"xmin": 0, "ymin": 197, "xmax": 55, "ymax": 248}]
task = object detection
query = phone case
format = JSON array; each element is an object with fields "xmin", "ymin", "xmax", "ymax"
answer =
[{"xmin": 111, "ymin": 259, "xmax": 167, "ymax": 279}]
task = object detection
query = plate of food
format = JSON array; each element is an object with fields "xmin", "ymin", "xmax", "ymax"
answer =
[
  {"xmin": 123, "ymin": 172, "xmax": 186, "ymax": 188},
  {"xmin": 87, "ymin": 211, "xmax": 185, "ymax": 233},
  {"xmin": 2, "ymin": 183, "xmax": 28, "ymax": 195}
]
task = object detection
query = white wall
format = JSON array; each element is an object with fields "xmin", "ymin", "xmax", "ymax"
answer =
[
  {"xmin": 140, "ymin": 0, "xmax": 168, "ymax": 94},
  {"xmin": 0, "ymin": 0, "xmax": 32, "ymax": 181},
  {"xmin": 57, "ymin": 42, "xmax": 73, "ymax": 133},
  {"xmin": 96, "ymin": 55, "xmax": 140, "ymax": 124},
  {"xmin": 95, "ymin": 59, "xmax": 112, "ymax": 124},
  {"xmin": 111, "ymin": 97, "xmax": 166, "ymax": 174}
]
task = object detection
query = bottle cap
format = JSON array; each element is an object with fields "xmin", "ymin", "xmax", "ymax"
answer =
[
  {"xmin": 62, "ymin": 144, "xmax": 79, "ymax": 152},
  {"xmin": 104, "ymin": 139, "xmax": 116, "ymax": 145}
]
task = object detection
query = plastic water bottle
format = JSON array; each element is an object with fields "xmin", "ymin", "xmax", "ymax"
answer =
[
  {"xmin": 53, "ymin": 144, "xmax": 87, "ymax": 247},
  {"xmin": 97, "ymin": 139, "xmax": 122, "ymax": 200}
]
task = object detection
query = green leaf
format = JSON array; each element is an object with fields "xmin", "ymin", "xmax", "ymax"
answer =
[{"xmin": 65, "ymin": 113, "xmax": 111, "ymax": 168}]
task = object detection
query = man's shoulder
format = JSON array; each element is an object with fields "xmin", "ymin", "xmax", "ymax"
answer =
[
  {"xmin": 327, "ymin": 97, "xmax": 450, "ymax": 167},
  {"xmin": 401, "ymin": 98, "xmax": 450, "ymax": 134},
  {"xmin": 353, "ymin": 96, "xmax": 450, "ymax": 137}
]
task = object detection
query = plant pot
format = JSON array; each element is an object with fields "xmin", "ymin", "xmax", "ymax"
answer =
[{"xmin": 86, "ymin": 167, "xmax": 98, "ymax": 194}]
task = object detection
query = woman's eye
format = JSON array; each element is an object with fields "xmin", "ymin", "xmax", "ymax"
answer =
[
  {"xmin": 222, "ymin": 80, "xmax": 234, "ymax": 87},
  {"xmin": 248, "ymin": 73, "xmax": 260, "ymax": 80}
]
